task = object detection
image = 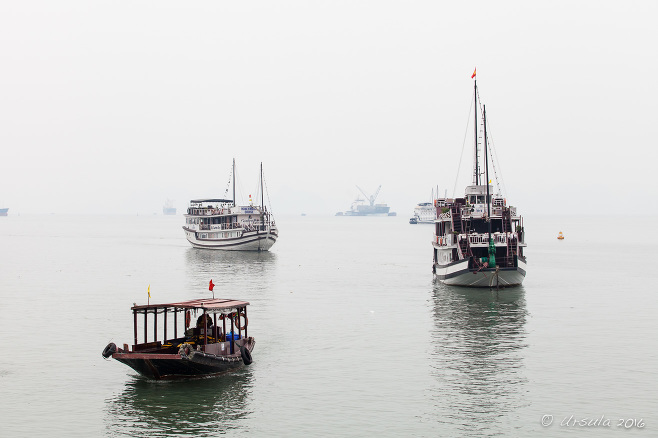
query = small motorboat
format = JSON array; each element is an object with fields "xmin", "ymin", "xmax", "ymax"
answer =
[
  {"xmin": 102, "ymin": 297, "xmax": 255, "ymax": 380},
  {"xmin": 557, "ymin": 231, "xmax": 564, "ymax": 240}
]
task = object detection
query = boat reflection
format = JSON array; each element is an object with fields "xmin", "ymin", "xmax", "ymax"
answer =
[
  {"xmin": 429, "ymin": 282, "xmax": 528, "ymax": 434},
  {"xmin": 185, "ymin": 248, "xmax": 277, "ymax": 290},
  {"xmin": 105, "ymin": 369, "xmax": 253, "ymax": 437}
]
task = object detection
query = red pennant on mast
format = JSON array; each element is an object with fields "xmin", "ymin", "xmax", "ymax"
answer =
[
  {"xmin": 209, "ymin": 279, "xmax": 215, "ymax": 291},
  {"xmin": 471, "ymin": 68, "xmax": 476, "ymax": 79}
]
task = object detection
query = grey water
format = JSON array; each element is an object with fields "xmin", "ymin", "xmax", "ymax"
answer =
[{"xmin": 0, "ymin": 214, "xmax": 656, "ymax": 437}]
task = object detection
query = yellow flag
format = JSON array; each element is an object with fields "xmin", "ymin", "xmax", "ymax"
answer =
[{"xmin": 148, "ymin": 285, "xmax": 151, "ymax": 298}]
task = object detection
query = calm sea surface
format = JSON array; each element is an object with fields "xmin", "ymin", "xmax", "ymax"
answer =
[{"xmin": 0, "ymin": 214, "xmax": 656, "ymax": 437}]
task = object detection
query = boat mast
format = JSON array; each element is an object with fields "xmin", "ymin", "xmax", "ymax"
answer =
[
  {"xmin": 483, "ymin": 105, "xmax": 491, "ymax": 241},
  {"xmin": 260, "ymin": 162, "xmax": 264, "ymax": 210},
  {"xmin": 232, "ymin": 158, "xmax": 236, "ymax": 207},
  {"xmin": 473, "ymin": 79, "xmax": 480, "ymax": 186}
]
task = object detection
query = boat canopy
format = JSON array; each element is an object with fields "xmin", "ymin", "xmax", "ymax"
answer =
[
  {"xmin": 132, "ymin": 298, "xmax": 249, "ymax": 314},
  {"xmin": 190, "ymin": 199, "xmax": 233, "ymax": 204}
]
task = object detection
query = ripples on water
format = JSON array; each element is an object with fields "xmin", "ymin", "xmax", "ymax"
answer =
[
  {"xmin": 429, "ymin": 284, "xmax": 528, "ymax": 435},
  {"xmin": 1, "ymin": 214, "xmax": 657, "ymax": 437},
  {"xmin": 106, "ymin": 371, "xmax": 254, "ymax": 437}
]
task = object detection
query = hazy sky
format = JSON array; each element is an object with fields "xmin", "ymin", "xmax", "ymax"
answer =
[{"xmin": 1, "ymin": 1, "xmax": 656, "ymax": 216}]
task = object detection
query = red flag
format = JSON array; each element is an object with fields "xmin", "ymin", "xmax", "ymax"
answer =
[
  {"xmin": 471, "ymin": 68, "xmax": 476, "ymax": 79},
  {"xmin": 209, "ymin": 279, "xmax": 215, "ymax": 291}
]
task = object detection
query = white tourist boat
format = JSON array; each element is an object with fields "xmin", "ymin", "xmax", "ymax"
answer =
[
  {"xmin": 432, "ymin": 75, "xmax": 526, "ymax": 287},
  {"xmin": 183, "ymin": 160, "xmax": 278, "ymax": 251},
  {"xmin": 412, "ymin": 202, "xmax": 436, "ymax": 224}
]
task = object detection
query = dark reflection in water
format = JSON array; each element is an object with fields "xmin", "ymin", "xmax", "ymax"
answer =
[
  {"xmin": 184, "ymin": 248, "xmax": 277, "ymax": 291},
  {"xmin": 430, "ymin": 283, "xmax": 528, "ymax": 435},
  {"xmin": 105, "ymin": 369, "xmax": 253, "ymax": 437}
]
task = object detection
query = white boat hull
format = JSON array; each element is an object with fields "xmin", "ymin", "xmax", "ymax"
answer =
[
  {"xmin": 183, "ymin": 227, "xmax": 278, "ymax": 251},
  {"xmin": 434, "ymin": 257, "xmax": 526, "ymax": 287}
]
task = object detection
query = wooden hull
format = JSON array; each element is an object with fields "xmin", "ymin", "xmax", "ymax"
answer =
[{"xmin": 113, "ymin": 341, "xmax": 255, "ymax": 380}]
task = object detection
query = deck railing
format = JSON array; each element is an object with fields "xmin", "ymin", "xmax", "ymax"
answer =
[
  {"xmin": 197, "ymin": 221, "xmax": 275, "ymax": 232},
  {"xmin": 434, "ymin": 234, "xmax": 459, "ymax": 246},
  {"xmin": 200, "ymin": 223, "xmax": 238, "ymax": 231},
  {"xmin": 189, "ymin": 208, "xmax": 231, "ymax": 216},
  {"xmin": 468, "ymin": 233, "xmax": 510, "ymax": 245},
  {"xmin": 434, "ymin": 232, "xmax": 514, "ymax": 246}
]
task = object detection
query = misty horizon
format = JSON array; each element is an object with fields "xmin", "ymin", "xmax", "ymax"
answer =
[{"xmin": 2, "ymin": 2, "xmax": 656, "ymax": 216}]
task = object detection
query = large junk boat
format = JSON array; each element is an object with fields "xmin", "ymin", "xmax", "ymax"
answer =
[
  {"xmin": 183, "ymin": 160, "xmax": 278, "ymax": 251},
  {"xmin": 102, "ymin": 297, "xmax": 254, "ymax": 380},
  {"xmin": 432, "ymin": 75, "xmax": 526, "ymax": 287}
]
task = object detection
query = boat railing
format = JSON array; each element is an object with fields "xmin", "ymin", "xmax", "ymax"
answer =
[
  {"xmin": 494, "ymin": 234, "xmax": 508, "ymax": 244},
  {"xmin": 467, "ymin": 233, "xmax": 509, "ymax": 245},
  {"xmin": 196, "ymin": 220, "xmax": 275, "ymax": 232},
  {"xmin": 241, "ymin": 221, "xmax": 276, "ymax": 232},
  {"xmin": 434, "ymin": 233, "xmax": 459, "ymax": 246},
  {"xmin": 209, "ymin": 223, "xmax": 242, "ymax": 231},
  {"xmin": 195, "ymin": 223, "xmax": 242, "ymax": 231},
  {"xmin": 189, "ymin": 208, "xmax": 229, "ymax": 216}
]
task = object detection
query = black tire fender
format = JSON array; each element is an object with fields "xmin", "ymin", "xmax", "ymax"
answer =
[
  {"xmin": 240, "ymin": 345, "xmax": 253, "ymax": 365},
  {"xmin": 102, "ymin": 342, "xmax": 117, "ymax": 359}
]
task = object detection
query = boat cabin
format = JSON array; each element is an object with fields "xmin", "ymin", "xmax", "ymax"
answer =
[
  {"xmin": 432, "ymin": 185, "xmax": 525, "ymax": 272},
  {"xmin": 125, "ymin": 298, "xmax": 250, "ymax": 357}
]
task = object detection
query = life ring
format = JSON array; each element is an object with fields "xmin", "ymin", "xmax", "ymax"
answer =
[
  {"xmin": 240, "ymin": 345, "xmax": 253, "ymax": 365},
  {"xmin": 102, "ymin": 342, "xmax": 117, "ymax": 359},
  {"xmin": 185, "ymin": 310, "xmax": 191, "ymax": 328},
  {"xmin": 235, "ymin": 312, "xmax": 248, "ymax": 330}
]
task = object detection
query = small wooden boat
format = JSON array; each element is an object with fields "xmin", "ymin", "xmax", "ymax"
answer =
[
  {"xmin": 557, "ymin": 231, "xmax": 564, "ymax": 240},
  {"xmin": 102, "ymin": 298, "xmax": 255, "ymax": 380}
]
